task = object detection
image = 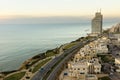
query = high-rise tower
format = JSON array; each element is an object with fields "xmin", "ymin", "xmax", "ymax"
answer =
[{"xmin": 92, "ymin": 11, "xmax": 103, "ymax": 34}]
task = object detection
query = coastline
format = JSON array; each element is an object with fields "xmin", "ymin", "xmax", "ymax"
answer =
[
  {"xmin": 0, "ymin": 32, "xmax": 110, "ymax": 80},
  {"xmin": 0, "ymin": 21, "xmax": 116, "ymax": 73},
  {"xmin": 0, "ymin": 36, "xmax": 88, "ymax": 79},
  {"xmin": 0, "ymin": 24, "xmax": 113, "ymax": 79}
]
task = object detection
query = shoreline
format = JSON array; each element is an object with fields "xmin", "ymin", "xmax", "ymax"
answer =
[
  {"xmin": 0, "ymin": 35, "xmax": 98, "ymax": 80},
  {"xmin": 0, "ymin": 36, "xmax": 87, "ymax": 75},
  {"xmin": 0, "ymin": 27, "xmax": 110, "ymax": 80},
  {"xmin": 0, "ymin": 34, "xmax": 108, "ymax": 80}
]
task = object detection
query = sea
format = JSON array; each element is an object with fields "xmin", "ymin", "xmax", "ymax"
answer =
[{"xmin": 0, "ymin": 20, "xmax": 119, "ymax": 72}]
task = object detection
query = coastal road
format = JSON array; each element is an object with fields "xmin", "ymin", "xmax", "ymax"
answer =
[
  {"xmin": 47, "ymin": 44, "xmax": 83, "ymax": 80},
  {"xmin": 47, "ymin": 38, "xmax": 98, "ymax": 80},
  {"xmin": 31, "ymin": 42, "xmax": 83, "ymax": 80},
  {"xmin": 32, "ymin": 38, "xmax": 95, "ymax": 80}
]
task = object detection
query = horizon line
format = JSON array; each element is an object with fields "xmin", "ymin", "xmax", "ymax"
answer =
[{"xmin": 0, "ymin": 15, "xmax": 120, "ymax": 19}]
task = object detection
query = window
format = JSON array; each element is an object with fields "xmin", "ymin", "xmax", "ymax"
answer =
[
  {"xmin": 64, "ymin": 73, "xmax": 68, "ymax": 75},
  {"xmin": 78, "ymin": 68, "xmax": 80, "ymax": 70},
  {"xmin": 80, "ymin": 72, "xmax": 84, "ymax": 74},
  {"xmin": 83, "ymin": 68, "xmax": 85, "ymax": 70}
]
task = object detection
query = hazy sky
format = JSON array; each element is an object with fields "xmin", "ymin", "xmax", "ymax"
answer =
[{"xmin": 0, "ymin": 0, "xmax": 120, "ymax": 18}]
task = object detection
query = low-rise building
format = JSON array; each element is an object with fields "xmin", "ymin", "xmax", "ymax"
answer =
[
  {"xmin": 115, "ymin": 57, "xmax": 120, "ymax": 72},
  {"xmin": 115, "ymin": 58, "xmax": 120, "ymax": 68},
  {"xmin": 68, "ymin": 58, "xmax": 101, "ymax": 76},
  {"xmin": 59, "ymin": 36, "xmax": 105, "ymax": 80},
  {"xmin": 96, "ymin": 42, "xmax": 108, "ymax": 53},
  {"xmin": 68, "ymin": 60, "xmax": 88, "ymax": 77}
]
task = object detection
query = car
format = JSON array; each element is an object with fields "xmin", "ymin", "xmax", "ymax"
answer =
[
  {"xmin": 64, "ymin": 73, "xmax": 68, "ymax": 75},
  {"xmin": 39, "ymin": 68, "xmax": 44, "ymax": 72}
]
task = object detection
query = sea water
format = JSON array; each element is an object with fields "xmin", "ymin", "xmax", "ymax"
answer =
[{"xmin": 0, "ymin": 21, "xmax": 118, "ymax": 72}]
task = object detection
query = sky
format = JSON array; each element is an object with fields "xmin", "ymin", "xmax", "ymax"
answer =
[{"xmin": 0, "ymin": 0, "xmax": 120, "ymax": 18}]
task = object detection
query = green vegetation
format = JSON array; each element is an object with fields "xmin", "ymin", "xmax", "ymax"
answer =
[
  {"xmin": 103, "ymin": 29, "xmax": 109, "ymax": 33},
  {"xmin": 32, "ymin": 58, "xmax": 52, "ymax": 73},
  {"xmin": 20, "ymin": 48, "xmax": 58, "ymax": 70},
  {"xmin": 99, "ymin": 76, "xmax": 111, "ymax": 80},
  {"xmin": 19, "ymin": 58, "xmax": 40, "ymax": 70},
  {"xmin": 63, "ymin": 42, "xmax": 79, "ymax": 50},
  {"xmin": 85, "ymin": 36, "xmax": 94, "ymax": 40},
  {"xmin": 97, "ymin": 54, "xmax": 114, "ymax": 63},
  {"xmin": 4, "ymin": 72, "xmax": 25, "ymax": 80},
  {"xmin": 1, "ymin": 70, "xmax": 17, "ymax": 76},
  {"xmin": 46, "ymin": 52, "xmax": 55, "ymax": 57},
  {"xmin": 73, "ymin": 37, "xmax": 85, "ymax": 42},
  {"xmin": 76, "ymin": 36, "xmax": 93, "ymax": 41},
  {"xmin": 46, "ymin": 50, "xmax": 57, "ymax": 57},
  {"xmin": 32, "ymin": 53, "xmax": 46, "ymax": 60}
]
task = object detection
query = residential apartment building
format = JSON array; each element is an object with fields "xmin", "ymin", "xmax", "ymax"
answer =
[
  {"xmin": 92, "ymin": 12, "xmax": 103, "ymax": 34},
  {"xmin": 68, "ymin": 58, "xmax": 101, "ymax": 76}
]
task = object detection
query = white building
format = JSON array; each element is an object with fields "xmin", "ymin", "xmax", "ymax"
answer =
[
  {"xmin": 68, "ymin": 58, "xmax": 101, "ymax": 76},
  {"xmin": 96, "ymin": 41, "xmax": 108, "ymax": 53},
  {"xmin": 93, "ymin": 37, "xmax": 108, "ymax": 54},
  {"xmin": 115, "ymin": 58, "xmax": 120, "ymax": 68},
  {"xmin": 115, "ymin": 58, "xmax": 120, "ymax": 72},
  {"xmin": 60, "ymin": 58, "xmax": 100, "ymax": 80},
  {"xmin": 68, "ymin": 60, "xmax": 88, "ymax": 76}
]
